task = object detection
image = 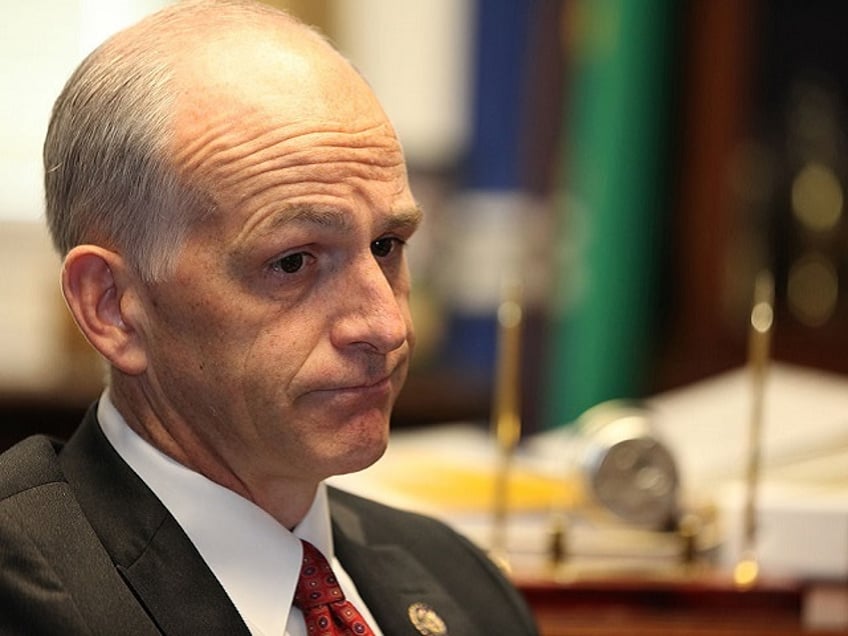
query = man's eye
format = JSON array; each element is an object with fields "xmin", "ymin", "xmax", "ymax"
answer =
[
  {"xmin": 371, "ymin": 237, "xmax": 400, "ymax": 258},
  {"xmin": 271, "ymin": 252, "xmax": 306, "ymax": 273}
]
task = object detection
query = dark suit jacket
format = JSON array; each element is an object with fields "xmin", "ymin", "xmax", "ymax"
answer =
[{"xmin": 0, "ymin": 405, "xmax": 538, "ymax": 635}]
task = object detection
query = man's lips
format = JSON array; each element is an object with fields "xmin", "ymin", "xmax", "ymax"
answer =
[
  {"xmin": 303, "ymin": 366, "xmax": 401, "ymax": 395},
  {"xmin": 299, "ymin": 354, "xmax": 409, "ymax": 398},
  {"xmin": 315, "ymin": 375, "xmax": 393, "ymax": 393}
]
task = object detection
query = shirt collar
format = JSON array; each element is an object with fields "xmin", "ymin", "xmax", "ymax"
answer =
[{"xmin": 96, "ymin": 390, "xmax": 333, "ymax": 636}]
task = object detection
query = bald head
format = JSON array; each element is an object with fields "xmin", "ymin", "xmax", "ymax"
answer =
[
  {"xmin": 166, "ymin": 7, "xmax": 391, "ymax": 207},
  {"xmin": 44, "ymin": 0, "xmax": 380, "ymax": 282}
]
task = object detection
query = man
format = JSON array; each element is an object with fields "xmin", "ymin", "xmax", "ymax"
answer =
[{"xmin": 0, "ymin": 1, "xmax": 538, "ymax": 634}]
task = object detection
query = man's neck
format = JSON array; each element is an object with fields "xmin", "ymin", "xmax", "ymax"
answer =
[{"xmin": 105, "ymin": 380, "xmax": 319, "ymax": 529}]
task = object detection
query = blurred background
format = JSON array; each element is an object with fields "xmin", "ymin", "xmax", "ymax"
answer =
[{"xmin": 2, "ymin": 0, "xmax": 848, "ymax": 444}]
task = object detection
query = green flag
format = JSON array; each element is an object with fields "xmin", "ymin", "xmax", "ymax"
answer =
[{"xmin": 545, "ymin": 0, "xmax": 675, "ymax": 426}]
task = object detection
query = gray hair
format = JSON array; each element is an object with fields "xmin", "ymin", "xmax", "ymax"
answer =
[{"xmin": 43, "ymin": 0, "xmax": 309, "ymax": 282}]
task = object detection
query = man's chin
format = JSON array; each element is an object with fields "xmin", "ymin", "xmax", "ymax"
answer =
[
  {"xmin": 332, "ymin": 411, "xmax": 390, "ymax": 474},
  {"xmin": 327, "ymin": 435, "xmax": 388, "ymax": 478}
]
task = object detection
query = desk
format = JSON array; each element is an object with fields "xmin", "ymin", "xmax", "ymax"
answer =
[{"xmin": 517, "ymin": 574, "xmax": 848, "ymax": 635}]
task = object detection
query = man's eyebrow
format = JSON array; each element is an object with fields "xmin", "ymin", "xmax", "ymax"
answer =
[
  {"xmin": 234, "ymin": 205, "xmax": 351, "ymax": 243},
  {"xmin": 383, "ymin": 206, "xmax": 424, "ymax": 233}
]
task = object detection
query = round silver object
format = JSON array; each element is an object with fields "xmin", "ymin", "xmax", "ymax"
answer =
[{"xmin": 579, "ymin": 402, "xmax": 679, "ymax": 530}]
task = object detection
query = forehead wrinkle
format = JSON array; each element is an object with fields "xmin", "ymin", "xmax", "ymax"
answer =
[
  {"xmin": 216, "ymin": 142, "xmax": 408, "ymax": 224},
  {"xmin": 174, "ymin": 106, "xmax": 399, "ymax": 175},
  {"xmin": 175, "ymin": 116, "xmax": 405, "ymax": 201},
  {"xmin": 219, "ymin": 143, "xmax": 405, "ymax": 193}
]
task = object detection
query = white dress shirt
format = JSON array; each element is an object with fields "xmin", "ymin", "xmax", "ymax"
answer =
[{"xmin": 97, "ymin": 391, "xmax": 383, "ymax": 636}]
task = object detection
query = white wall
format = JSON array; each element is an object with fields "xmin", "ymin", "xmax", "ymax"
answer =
[
  {"xmin": 331, "ymin": 0, "xmax": 472, "ymax": 169},
  {"xmin": 0, "ymin": 0, "xmax": 170, "ymax": 222}
]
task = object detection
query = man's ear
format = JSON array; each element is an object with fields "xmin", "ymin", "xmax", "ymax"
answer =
[{"xmin": 61, "ymin": 245, "xmax": 149, "ymax": 376}]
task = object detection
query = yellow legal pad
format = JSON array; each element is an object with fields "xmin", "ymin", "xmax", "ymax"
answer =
[
  {"xmin": 355, "ymin": 451, "xmax": 580, "ymax": 513},
  {"xmin": 331, "ymin": 424, "xmax": 585, "ymax": 518}
]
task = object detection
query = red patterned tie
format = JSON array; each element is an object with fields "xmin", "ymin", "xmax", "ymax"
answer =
[{"xmin": 293, "ymin": 540, "xmax": 375, "ymax": 636}]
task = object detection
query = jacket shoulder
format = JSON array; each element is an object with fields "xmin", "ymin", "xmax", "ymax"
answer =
[
  {"xmin": 0, "ymin": 435, "xmax": 65, "ymax": 500},
  {"xmin": 0, "ymin": 435, "xmax": 159, "ymax": 634}
]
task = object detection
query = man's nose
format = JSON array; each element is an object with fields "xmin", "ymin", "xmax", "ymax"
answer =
[{"xmin": 330, "ymin": 256, "xmax": 409, "ymax": 354}]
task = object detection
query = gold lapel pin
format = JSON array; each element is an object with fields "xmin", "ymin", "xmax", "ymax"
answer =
[{"xmin": 407, "ymin": 602, "xmax": 447, "ymax": 636}]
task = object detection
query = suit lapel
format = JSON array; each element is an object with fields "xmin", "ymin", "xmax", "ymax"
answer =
[
  {"xmin": 59, "ymin": 407, "xmax": 251, "ymax": 636},
  {"xmin": 116, "ymin": 514, "xmax": 252, "ymax": 635},
  {"xmin": 331, "ymin": 496, "xmax": 479, "ymax": 636}
]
